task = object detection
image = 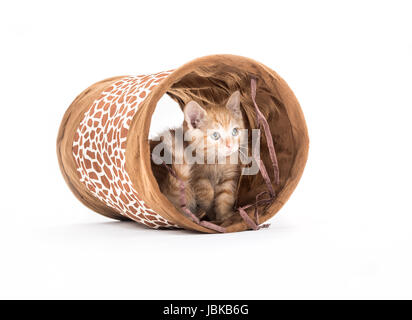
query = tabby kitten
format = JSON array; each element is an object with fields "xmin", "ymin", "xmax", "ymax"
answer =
[{"xmin": 154, "ymin": 91, "xmax": 246, "ymax": 222}]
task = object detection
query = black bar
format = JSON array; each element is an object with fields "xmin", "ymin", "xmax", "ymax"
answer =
[{"xmin": 0, "ymin": 300, "xmax": 410, "ymax": 318}]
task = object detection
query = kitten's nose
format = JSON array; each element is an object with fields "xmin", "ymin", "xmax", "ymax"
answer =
[{"xmin": 225, "ymin": 139, "xmax": 232, "ymax": 149}]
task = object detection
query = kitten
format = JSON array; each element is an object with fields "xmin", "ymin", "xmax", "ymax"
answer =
[{"xmin": 152, "ymin": 91, "xmax": 246, "ymax": 222}]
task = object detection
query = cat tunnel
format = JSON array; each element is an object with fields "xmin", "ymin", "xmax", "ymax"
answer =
[{"xmin": 57, "ymin": 54, "xmax": 309, "ymax": 233}]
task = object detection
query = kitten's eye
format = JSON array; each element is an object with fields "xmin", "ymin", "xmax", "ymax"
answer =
[
  {"xmin": 211, "ymin": 132, "xmax": 221, "ymax": 140},
  {"xmin": 232, "ymin": 128, "xmax": 239, "ymax": 136}
]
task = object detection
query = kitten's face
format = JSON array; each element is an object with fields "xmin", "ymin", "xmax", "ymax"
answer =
[{"xmin": 184, "ymin": 91, "xmax": 246, "ymax": 160}]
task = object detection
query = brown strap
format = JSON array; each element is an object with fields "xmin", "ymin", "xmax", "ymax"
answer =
[
  {"xmin": 252, "ymin": 129, "xmax": 275, "ymax": 197},
  {"xmin": 237, "ymin": 207, "xmax": 270, "ymax": 230},
  {"xmin": 237, "ymin": 207, "xmax": 259, "ymax": 230},
  {"xmin": 258, "ymin": 159, "xmax": 275, "ymax": 197},
  {"xmin": 235, "ymin": 78, "xmax": 280, "ymax": 231},
  {"xmin": 250, "ymin": 78, "xmax": 280, "ymax": 186}
]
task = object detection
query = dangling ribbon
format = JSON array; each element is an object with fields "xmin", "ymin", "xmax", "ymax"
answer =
[{"xmin": 235, "ymin": 77, "xmax": 280, "ymax": 230}]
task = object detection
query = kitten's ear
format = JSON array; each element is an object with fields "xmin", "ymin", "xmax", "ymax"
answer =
[
  {"xmin": 226, "ymin": 90, "xmax": 241, "ymax": 117},
  {"xmin": 184, "ymin": 101, "xmax": 207, "ymax": 129}
]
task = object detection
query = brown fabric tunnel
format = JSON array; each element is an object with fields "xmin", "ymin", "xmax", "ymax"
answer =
[{"xmin": 56, "ymin": 54, "xmax": 309, "ymax": 233}]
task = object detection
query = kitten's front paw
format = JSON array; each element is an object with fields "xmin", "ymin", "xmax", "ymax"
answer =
[{"xmin": 215, "ymin": 210, "xmax": 235, "ymax": 223}]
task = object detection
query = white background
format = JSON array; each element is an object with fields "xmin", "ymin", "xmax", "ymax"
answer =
[{"xmin": 0, "ymin": 0, "xmax": 411, "ymax": 299}]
